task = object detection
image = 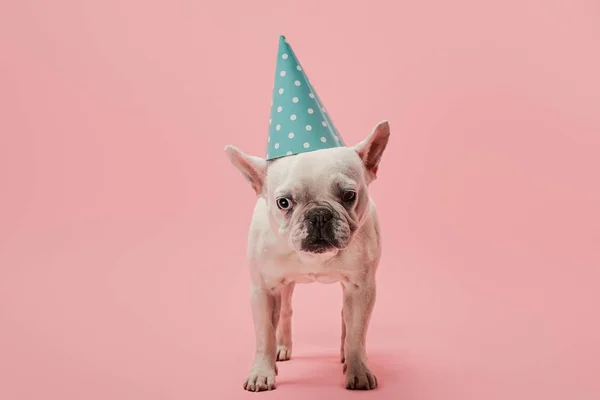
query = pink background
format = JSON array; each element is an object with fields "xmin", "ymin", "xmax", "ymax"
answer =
[{"xmin": 1, "ymin": 1, "xmax": 599, "ymax": 399}]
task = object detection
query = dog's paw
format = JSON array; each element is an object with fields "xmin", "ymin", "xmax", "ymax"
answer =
[
  {"xmin": 243, "ymin": 370, "xmax": 276, "ymax": 392},
  {"xmin": 276, "ymin": 345, "xmax": 292, "ymax": 362},
  {"xmin": 343, "ymin": 362, "xmax": 378, "ymax": 390}
]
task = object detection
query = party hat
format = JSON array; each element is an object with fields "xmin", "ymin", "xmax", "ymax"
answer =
[{"xmin": 266, "ymin": 35, "xmax": 345, "ymax": 160}]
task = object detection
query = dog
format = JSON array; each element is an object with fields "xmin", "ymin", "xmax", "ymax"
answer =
[{"xmin": 224, "ymin": 120, "xmax": 390, "ymax": 391}]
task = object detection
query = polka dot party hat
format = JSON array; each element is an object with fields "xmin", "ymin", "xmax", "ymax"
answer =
[{"xmin": 266, "ymin": 35, "xmax": 345, "ymax": 160}]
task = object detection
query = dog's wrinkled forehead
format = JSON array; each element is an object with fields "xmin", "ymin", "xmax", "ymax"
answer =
[{"xmin": 267, "ymin": 148, "xmax": 364, "ymax": 200}]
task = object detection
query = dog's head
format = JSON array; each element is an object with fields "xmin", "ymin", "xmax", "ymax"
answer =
[{"xmin": 225, "ymin": 121, "xmax": 390, "ymax": 257}]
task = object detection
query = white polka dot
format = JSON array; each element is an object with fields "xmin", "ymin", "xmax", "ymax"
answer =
[
  {"xmin": 274, "ymin": 143, "xmax": 280, "ymax": 149},
  {"xmin": 309, "ymin": 93, "xmax": 315, "ymax": 99},
  {"xmin": 276, "ymin": 124, "xmax": 281, "ymax": 131},
  {"xmin": 307, "ymin": 108, "xmax": 314, "ymax": 114},
  {"xmin": 269, "ymin": 118, "xmax": 272, "ymax": 125},
  {"xmin": 277, "ymin": 106, "xmax": 283, "ymax": 112},
  {"xmin": 305, "ymin": 125, "xmax": 312, "ymax": 131},
  {"xmin": 322, "ymin": 107, "xmax": 327, "ymax": 113},
  {"xmin": 320, "ymin": 137, "xmax": 327, "ymax": 143},
  {"xmin": 278, "ymin": 88, "xmax": 284, "ymax": 94},
  {"xmin": 290, "ymin": 114, "xmax": 297, "ymax": 121},
  {"xmin": 286, "ymin": 151, "xmax": 293, "ymax": 155},
  {"xmin": 292, "ymin": 97, "xmax": 299, "ymax": 103},
  {"xmin": 280, "ymin": 71, "xmax": 286, "ymax": 77},
  {"xmin": 268, "ymin": 136, "xmax": 271, "ymax": 142},
  {"xmin": 266, "ymin": 153, "xmax": 269, "ymax": 158},
  {"xmin": 282, "ymin": 53, "xmax": 288, "ymax": 59},
  {"xmin": 322, "ymin": 121, "xmax": 328, "ymax": 127},
  {"xmin": 288, "ymin": 132, "xmax": 295, "ymax": 138},
  {"xmin": 303, "ymin": 142, "xmax": 310, "ymax": 148},
  {"xmin": 294, "ymin": 80, "xmax": 301, "ymax": 86},
  {"xmin": 297, "ymin": 65, "xmax": 302, "ymax": 71}
]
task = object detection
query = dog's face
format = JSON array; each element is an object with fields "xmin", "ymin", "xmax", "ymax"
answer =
[
  {"xmin": 225, "ymin": 121, "xmax": 390, "ymax": 256},
  {"xmin": 265, "ymin": 148, "xmax": 369, "ymax": 255}
]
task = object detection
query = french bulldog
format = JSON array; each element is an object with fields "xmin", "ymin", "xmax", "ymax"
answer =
[{"xmin": 224, "ymin": 120, "xmax": 390, "ymax": 391}]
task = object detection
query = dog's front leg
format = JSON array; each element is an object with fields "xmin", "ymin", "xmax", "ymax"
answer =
[
  {"xmin": 276, "ymin": 281, "xmax": 294, "ymax": 361},
  {"xmin": 341, "ymin": 278, "xmax": 378, "ymax": 390},
  {"xmin": 243, "ymin": 284, "xmax": 279, "ymax": 392}
]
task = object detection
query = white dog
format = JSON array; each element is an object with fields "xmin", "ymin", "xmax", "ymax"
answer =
[{"xmin": 225, "ymin": 120, "xmax": 390, "ymax": 391}]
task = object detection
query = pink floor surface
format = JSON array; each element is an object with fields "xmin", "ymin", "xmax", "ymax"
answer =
[{"xmin": 1, "ymin": 223, "xmax": 598, "ymax": 400}]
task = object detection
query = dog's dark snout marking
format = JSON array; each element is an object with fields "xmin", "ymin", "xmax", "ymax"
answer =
[
  {"xmin": 306, "ymin": 207, "xmax": 333, "ymax": 227},
  {"xmin": 301, "ymin": 206, "xmax": 339, "ymax": 253}
]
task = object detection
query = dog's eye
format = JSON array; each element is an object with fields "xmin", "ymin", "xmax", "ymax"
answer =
[
  {"xmin": 342, "ymin": 191, "xmax": 356, "ymax": 203},
  {"xmin": 276, "ymin": 198, "xmax": 293, "ymax": 210}
]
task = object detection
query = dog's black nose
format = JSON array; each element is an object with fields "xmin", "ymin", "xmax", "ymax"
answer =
[{"xmin": 306, "ymin": 207, "xmax": 333, "ymax": 227}]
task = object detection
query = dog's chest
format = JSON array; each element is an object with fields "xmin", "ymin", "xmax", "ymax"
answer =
[
  {"xmin": 289, "ymin": 270, "xmax": 345, "ymax": 284},
  {"xmin": 262, "ymin": 256, "xmax": 349, "ymax": 286}
]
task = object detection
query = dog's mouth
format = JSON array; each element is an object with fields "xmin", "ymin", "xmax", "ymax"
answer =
[
  {"xmin": 300, "ymin": 239, "xmax": 336, "ymax": 254},
  {"xmin": 300, "ymin": 230, "xmax": 342, "ymax": 253}
]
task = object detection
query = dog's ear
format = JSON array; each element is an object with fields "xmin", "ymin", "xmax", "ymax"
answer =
[
  {"xmin": 354, "ymin": 121, "xmax": 390, "ymax": 183},
  {"xmin": 225, "ymin": 145, "xmax": 267, "ymax": 196}
]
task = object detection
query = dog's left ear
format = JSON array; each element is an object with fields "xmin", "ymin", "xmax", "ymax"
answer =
[
  {"xmin": 224, "ymin": 145, "xmax": 267, "ymax": 196},
  {"xmin": 354, "ymin": 121, "xmax": 390, "ymax": 183}
]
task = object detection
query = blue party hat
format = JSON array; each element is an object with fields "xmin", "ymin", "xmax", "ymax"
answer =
[{"xmin": 266, "ymin": 36, "xmax": 345, "ymax": 160}]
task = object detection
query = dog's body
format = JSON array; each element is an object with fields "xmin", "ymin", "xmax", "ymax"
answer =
[{"xmin": 225, "ymin": 121, "xmax": 390, "ymax": 392}]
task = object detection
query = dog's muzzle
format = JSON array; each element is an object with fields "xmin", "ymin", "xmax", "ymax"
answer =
[{"xmin": 300, "ymin": 206, "xmax": 339, "ymax": 253}]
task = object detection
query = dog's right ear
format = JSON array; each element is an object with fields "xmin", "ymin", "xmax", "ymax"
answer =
[{"xmin": 224, "ymin": 145, "xmax": 267, "ymax": 196}]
